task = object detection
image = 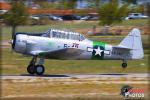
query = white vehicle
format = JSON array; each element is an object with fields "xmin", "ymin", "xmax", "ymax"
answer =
[
  {"xmin": 81, "ymin": 15, "xmax": 98, "ymax": 20},
  {"xmin": 0, "ymin": 10, "xmax": 7, "ymax": 14},
  {"xmin": 48, "ymin": 15, "xmax": 63, "ymax": 21},
  {"xmin": 29, "ymin": 15, "xmax": 40, "ymax": 20},
  {"xmin": 11, "ymin": 28, "xmax": 144, "ymax": 75},
  {"xmin": 125, "ymin": 13, "xmax": 148, "ymax": 20}
]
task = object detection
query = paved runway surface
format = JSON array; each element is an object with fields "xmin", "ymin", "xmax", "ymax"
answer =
[
  {"xmin": 1, "ymin": 73, "xmax": 149, "ymax": 79},
  {"xmin": 1, "ymin": 73, "xmax": 149, "ymax": 84}
]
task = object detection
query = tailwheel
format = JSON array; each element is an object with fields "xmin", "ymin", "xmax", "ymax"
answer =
[
  {"xmin": 35, "ymin": 65, "xmax": 45, "ymax": 75},
  {"xmin": 27, "ymin": 64, "xmax": 35, "ymax": 74},
  {"xmin": 122, "ymin": 63, "xmax": 127, "ymax": 68}
]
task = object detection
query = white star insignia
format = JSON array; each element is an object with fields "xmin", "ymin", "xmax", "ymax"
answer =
[{"xmin": 94, "ymin": 46, "xmax": 103, "ymax": 56}]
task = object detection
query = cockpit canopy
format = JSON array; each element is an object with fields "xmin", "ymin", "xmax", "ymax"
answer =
[{"xmin": 43, "ymin": 29, "xmax": 85, "ymax": 41}]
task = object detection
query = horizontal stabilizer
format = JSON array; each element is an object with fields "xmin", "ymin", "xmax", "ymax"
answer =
[{"xmin": 113, "ymin": 46, "xmax": 132, "ymax": 50}]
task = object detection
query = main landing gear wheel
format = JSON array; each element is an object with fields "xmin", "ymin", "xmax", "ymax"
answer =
[
  {"xmin": 122, "ymin": 63, "xmax": 127, "ymax": 68},
  {"xmin": 35, "ymin": 65, "xmax": 45, "ymax": 75},
  {"xmin": 27, "ymin": 56, "xmax": 45, "ymax": 75},
  {"xmin": 27, "ymin": 65, "xmax": 35, "ymax": 74}
]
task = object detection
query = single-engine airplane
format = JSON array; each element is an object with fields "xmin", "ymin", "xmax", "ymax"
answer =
[{"xmin": 11, "ymin": 28, "xmax": 144, "ymax": 75}]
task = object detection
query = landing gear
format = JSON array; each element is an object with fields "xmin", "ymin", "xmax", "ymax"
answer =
[
  {"xmin": 27, "ymin": 65, "xmax": 35, "ymax": 74},
  {"xmin": 122, "ymin": 63, "xmax": 127, "ymax": 68},
  {"xmin": 27, "ymin": 56, "xmax": 45, "ymax": 75},
  {"xmin": 35, "ymin": 65, "xmax": 45, "ymax": 75},
  {"xmin": 122, "ymin": 60, "xmax": 127, "ymax": 68}
]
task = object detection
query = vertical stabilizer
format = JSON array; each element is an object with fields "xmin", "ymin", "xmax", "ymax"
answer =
[{"xmin": 119, "ymin": 28, "xmax": 144, "ymax": 59}]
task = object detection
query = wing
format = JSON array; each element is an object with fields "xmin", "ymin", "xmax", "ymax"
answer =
[{"xmin": 30, "ymin": 48, "xmax": 84, "ymax": 59}]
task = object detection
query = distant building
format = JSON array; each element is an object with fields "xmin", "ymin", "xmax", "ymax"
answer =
[{"xmin": 0, "ymin": 2, "xmax": 11, "ymax": 10}]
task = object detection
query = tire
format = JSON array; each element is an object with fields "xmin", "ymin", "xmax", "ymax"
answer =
[
  {"xmin": 27, "ymin": 65, "xmax": 35, "ymax": 74},
  {"xmin": 35, "ymin": 65, "xmax": 45, "ymax": 75},
  {"xmin": 122, "ymin": 63, "xmax": 127, "ymax": 68}
]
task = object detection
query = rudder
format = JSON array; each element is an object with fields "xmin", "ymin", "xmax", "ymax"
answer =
[{"xmin": 119, "ymin": 28, "xmax": 144, "ymax": 59}]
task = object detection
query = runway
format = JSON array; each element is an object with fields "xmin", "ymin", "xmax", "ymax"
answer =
[
  {"xmin": 1, "ymin": 73, "xmax": 149, "ymax": 78},
  {"xmin": 1, "ymin": 73, "xmax": 149, "ymax": 84}
]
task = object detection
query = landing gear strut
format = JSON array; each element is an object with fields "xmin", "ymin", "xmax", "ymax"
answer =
[
  {"xmin": 122, "ymin": 60, "xmax": 127, "ymax": 68},
  {"xmin": 27, "ymin": 56, "xmax": 45, "ymax": 75},
  {"xmin": 27, "ymin": 56, "xmax": 37, "ymax": 74}
]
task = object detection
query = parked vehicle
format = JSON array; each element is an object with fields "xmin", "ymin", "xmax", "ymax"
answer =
[
  {"xmin": 48, "ymin": 15, "xmax": 63, "ymax": 21},
  {"xmin": 61, "ymin": 15, "xmax": 83, "ymax": 20},
  {"xmin": 125, "ymin": 13, "xmax": 148, "ymax": 20},
  {"xmin": 72, "ymin": 15, "xmax": 82, "ymax": 20},
  {"xmin": 29, "ymin": 15, "xmax": 40, "ymax": 20},
  {"xmin": 61, "ymin": 15, "xmax": 74, "ymax": 20},
  {"xmin": 0, "ymin": 10, "xmax": 7, "ymax": 14},
  {"xmin": 80, "ymin": 15, "xmax": 99, "ymax": 20}
]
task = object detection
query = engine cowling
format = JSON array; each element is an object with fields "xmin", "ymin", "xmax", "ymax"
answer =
[{"xmin": 14, "ymin": 34, "xmax": 27, "ymax": 54}]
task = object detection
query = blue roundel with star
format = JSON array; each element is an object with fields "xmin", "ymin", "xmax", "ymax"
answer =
[{"xmin": 92, "ymin": 45, "xmax": 104, "ymax": 60}]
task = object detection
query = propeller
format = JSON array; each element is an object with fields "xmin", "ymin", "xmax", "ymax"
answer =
[
  {"xmin": 12, "ymin": 33, "xmax": 16, "ymax": 50},
  {"xmin": 8, "ymin": 33, "xmax": 17, "ymax": 52}
]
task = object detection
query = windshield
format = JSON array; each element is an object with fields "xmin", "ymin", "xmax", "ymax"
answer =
[{"xmin": 45, "ymin": 29, "xmax": 85, "ymax": 41}]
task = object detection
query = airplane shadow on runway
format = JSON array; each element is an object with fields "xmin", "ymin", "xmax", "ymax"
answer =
[
  {"xmin": 20, "ymin": 74, "xmax": 70, "ymax": 77},
  {"xmin": 99, "ymin": 73, "xmax": 127, "ymax": 75},
  {"xmin": 19, "ymin": 73, "xmax": 127, "ymax": 78}
]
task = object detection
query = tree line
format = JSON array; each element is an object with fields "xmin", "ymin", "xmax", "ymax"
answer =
[{"xmin": 2, "ymin": 0, "xmax": 149, "ymax": 38}]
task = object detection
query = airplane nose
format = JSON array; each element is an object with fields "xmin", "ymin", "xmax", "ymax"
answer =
[{"xmin": 14, "ymin": 34, "xmax": 27, "ymax": 53}]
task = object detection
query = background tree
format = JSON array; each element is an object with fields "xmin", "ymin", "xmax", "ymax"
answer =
[
  {"xmin": 62, "ymin": 0, "xmax": 77, "ymax": 9},
  {"xmin": 95, "ymin": 0, "xmax": 100, "ymax": 10},
  {"xmin": 98, "ymin": 0, "xmax": 128, "ymax": 26},
  {"xmin": 98, "ymin": 0, "xmax": 128, "ymax": 34},
  {"xmin": 85, "ymin": 0, "xmax": 101, "ymax": 10},
  {"xmin": 122, "ymin": 0, "xmax": 137, "ymax": 4},
  {"xmin": 3, "ymin": 0, "xmax": 29, "ymax": 38},
  {"xmin": 33, "ymin": 0, "xmax": 61, "ymax": 9},
  {"xmin": 128, "ymin": 5, "xmax": 144, "ymax": 13}
]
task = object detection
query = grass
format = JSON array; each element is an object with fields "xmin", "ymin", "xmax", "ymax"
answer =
[
  {"xmin": 1, "ymin": 19, "xmax": 149, "ymax": 40},
  {"xmin": 113, "ymin": 19, "xmax": 149, "ymax": 26},
  {"xmin": 1, "ymin": 79, "xmax": 149, "ymax": 100}
]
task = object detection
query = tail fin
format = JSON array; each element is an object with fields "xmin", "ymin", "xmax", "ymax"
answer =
[{"xmin": 119, "ymin": 28, "xmax": 144, "ymax": 59}]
